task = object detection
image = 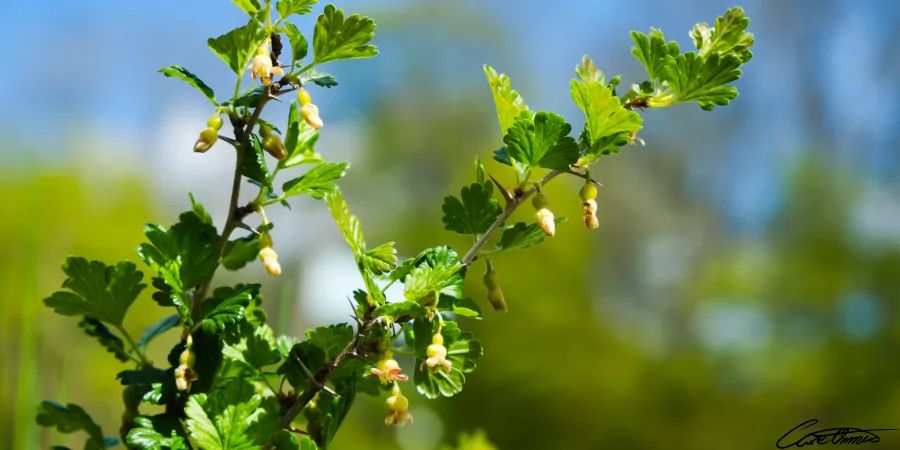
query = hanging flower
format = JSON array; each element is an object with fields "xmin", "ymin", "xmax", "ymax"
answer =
[
  {"xmin": 250, "ymin": 38, "xmax": 284, "ymax": 86},
  {"xmin": 532, "ymin": 191, "xmax": 556, "ymax": 237},
  {"xmin": 174, "ymin": 336, "xmax": 198, "ymax": 392},
  {"xmin": 483, "ymin": 259, "xmax": 507, "ymax": 312},
  {"xmin": 424, "ymin": 332, "xmax": 452, "ymax": 373},
  {"xmin": 580, "ymin": 181, "xmax": 599, "ymax": 229},
  {"xmin": 369, "ymin": 351, "xmax": 409, "ymax": 384},
  {"xmin": 300, "ymin": 103, "xmax": 324, "ymax": 129},
  {"xmin": 384, "ymin": 384, "xmax": 413, "ymax": 426},
  {"xmin": 258, "ymin": 233, "xmax": 282, "ymax": 276}
]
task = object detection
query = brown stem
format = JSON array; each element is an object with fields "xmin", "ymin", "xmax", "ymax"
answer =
[
  {"xmin": 191, "ymin": 81, "xmax": 283, "ymax": 319},
  {"xmin": 277, "ymin": 169, "xmax": 576, "ymax": 430},
  {"xmin": 279, "ymin": 317, "xmax": 382, "ymax": 428},
  {"xmin": 461, "ymin": 169, "xmax": 564, "ymax": 264}
]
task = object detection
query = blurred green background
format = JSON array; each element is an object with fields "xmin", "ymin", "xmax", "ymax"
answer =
[{"xmin": 3, "ymin": 0, "xmax": 900, "ymax": 448}]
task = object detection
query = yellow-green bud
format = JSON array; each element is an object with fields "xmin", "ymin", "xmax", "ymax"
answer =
[
  {"xmin": 262, "ymin": 134, "xmax": 287, "ymax": 160},
  {"xmin": 194, "ymin": 127, "xmax": 218, "ymax": 153},
  {"xmin": 207, "ymin": 114, "xmax": 224, "ymax": 130},
  {"xmin": 579, "ymin": 182, "xmax": 597, "ymax": 201},
  {"xmin": 482, "ymin": 261, "xmax": 507, "ymax": 312},
  {"xmin": 297, "ymin": 88, "xmax": 312, "ymax": 106}
]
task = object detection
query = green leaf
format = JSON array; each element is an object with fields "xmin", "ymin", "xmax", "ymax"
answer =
[
  {"xmin": 222, "ymin": 234, "xmax": 261, "ymax": 271},
  {"xmin": 299, "ymin": 436, "xmax": 318, "ymax": 450},
  {"xmin": 412, "ymin": 320, "xmax": 483, "ymax": 399},
  {"xmin": 403, "ymin": 259, "xmax": 464, "ymax": 303},
  {"xmin": 437, "ymin": 295, "xmax": 482, "ymax": 319},
  {"xmin": 324, "ymin": 190, "xmax": 365, "ymax": 254},
  {"xmin": 242, "ymin": 134, "xmax": 272, "ymax": 189},
  {"xmin": 158, "ymin": 66, "xmax": 216, "ymax": 105},
  {"xmin": 306, "ymin": 323, "xmax": 354, "ymax": 361},
  {"xmin": 282, "ymin": 161, "xmax": 349, "ymax": 199},
  {"xmin": 570, "ymin": 56, "xmax": 643, "ymax": 164},
  {"xmin": 78, "ymin": 318, "xmax": 131, "ymax": 362},
  {"xmin": 138, "ymin": 208, "xmax": 219, "ymax": 293},
  {"xmin": 231, "ymin": 0, "xmax": 260, "ymax": 14},
  {"xmin": 391, "ymin": 246, "xmax": 459, "ymax": 283},
  {"xmin": 373, "ymin": 301, "xmax": 426, "ymax": 322},
  {"xmin": 226, "ymin": 85, "xmax": 266, "ymax": 107},
  {"xmin": 150, "ymin": 277, "xmax": 190, "ymax": 318},
  {"xmin": 364, "ymin": 241, "xmax": 398, "ymax": 275},
  {"xmin": 278, "ymin": 341, "xmax": 326, "ymax": 388},
  {"xmin": 315, "ymin": 378, "xmax": 356, "ymax": 446},
  {"xmin": 200, "ymin": 284, "xmax": 259, "ymax": 335},
  {"xmin": 208, "ymin": 18, "xmax": 267, "ymax": 75},
  {"xmin": 242, "ymin": 327, "xmax": 281, "ymax": 369},
  {"xmin": 44, "ymin": 257, "xmax": 146, "ymax": 327},
  {"xmin": 185, "ymin": 381, "xmax": 272, "ymax": 450},
  {"xmin": 126, "ymin": 416, "xmax": 188, "ymax": 450},
  {"xmin": 281, "ymin": 102, "xmax": 323, "ymax": 168},
  {"xmin": 502, "ymin": 111, "xmax": 579, "ymax": 170},
  {"xmin": 312, "ymin": 4, "xmax": 378, "ymax": 64},
  {"xmin": 483, "ymin": 65, "xmax": 529, "ymax": 135},
  {"xmin": 664, "ymin": 51, "xmax": 741, "ymax": 111},
  {"xmin": 496, "ymin": 218, "xmax": 566, "ymax": 252},
  {"xmin": 277, "ymin": 0, "xmax": 317, "ymax": 18},
  {"xmin": 691, "ymin": 7, "xmax": 754, "ymax": 63},
  {"xmin": 629, "ymin": 28, "xmax": 680, "ymax": 85},
  {"xmin": 442, "ymin": 182, "xmax": 502, "ymax": 236},
  {"xmin": 137, "ymin": 315, "xmax": 180, "ymax": 350},
  {"xmin": 36, "ymin": 401, "xmax": 106, "ymax": 450},
  {"xmin": 300, "ymin": 69, "xmax": 338, "ymax": 88},
  {"xmin": 282, "ymin": 22, "xmax": 309, "ymax": 64}
]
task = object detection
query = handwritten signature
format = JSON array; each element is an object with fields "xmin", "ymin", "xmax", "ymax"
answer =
[{"xmin": 777, "ymin": 419, "xmax": 896, "ymax": 448}]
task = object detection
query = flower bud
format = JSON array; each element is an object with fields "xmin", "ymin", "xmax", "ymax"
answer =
[
  {"xmin": 384, "ymin": 384, "xmax": 413, "ymax": 426},
  {"xmin": 582, "ymin": 199, "xmax": 599, "ymax": 229},
  {"xmin": 194, "ymin": 127, "xmax": 218, "ymax": 153},
  {"xmin": 297, "ymin": 88, "xmax": 312, "ymax": 106},
  {"xmin": 258, "ymin": 246, "xmax": 281, "ymax": 276},
  {"xmin": 482, "ymin": 261, "xmax": 507, "ymax": 313},
  {"xmin": 300, "ymin": 103, "xmax": 324, "ymax": 129},
  {"xmin": 579, "ymin": 182, "xmax": 597, "ymax": 202},
  {"xmin": 262, "ymin": 134, "xmax": 287, "ymax": 161},
  {"xmin": 207, "ymin": 113, "xmax": 224, "ymax": 131},
  {"xmin": 580, "ymin": 181, "xmax": 599, "ymax": 229},
  {"xmin": 532, "ymin": 192, "xmax": 555, "ymax": 237}
]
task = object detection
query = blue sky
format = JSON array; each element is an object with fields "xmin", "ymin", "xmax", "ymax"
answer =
[{"xmin": 1, "ymin": 0, "xmax": 898, "ymax": 237}]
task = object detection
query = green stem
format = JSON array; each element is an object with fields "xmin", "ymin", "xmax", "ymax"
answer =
[{"xmin": 116, "ymin": 325, "xmax": 150, "ymax": 367}]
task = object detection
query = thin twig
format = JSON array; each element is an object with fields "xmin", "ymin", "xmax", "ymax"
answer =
[{"xmin": 461, "ymin": 169, "xmax": 564, "ymax": 264}]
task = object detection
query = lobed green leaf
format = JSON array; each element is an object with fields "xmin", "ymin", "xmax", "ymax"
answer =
[
  {"xmin": 78, "ymin": 317, "xmax": 131, "ymax": 363},
  {"xmin": 277, "ymin": 0, "xmax": 318, "ymax": 18},
  {"xmin": 442, "ymin": 182, "xmax": 502, "ymax": 236},
  {"xmin": 570, "ymin": 56, "xmax": 643, "ymax": 164},
  {"xmin": 502, "ymin": 111, "xmax": 579, "ymax": 170},
  {"xmin": 312, "ymin": 4, "xmax": 378, "ymax": 64},
  {"xmin": 483, "ymin": 65, "xmax": 529, "ymax": 135},
  {"xmin": 36, "ymin": 401, "xmax": 107, "ymax": 450},
  {"xmin": 158, "ymin": 66, "xmax": 217, "ymax": 105},
  {"xmin": 282, "ymin": 161, "xmax": 349, "ymax": 199},
  {"xmin": 208, "ymin": 17, "xmax": 267, "ymax": 75},
  {"xmin": 44, "ymin": 257, "xmax": 146, "ymax": 327}
]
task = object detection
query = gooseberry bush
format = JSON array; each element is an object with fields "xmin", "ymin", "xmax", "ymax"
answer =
[{"xmin": 36, "ymin": 2, "xmax": 754, "ymax": 449}]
